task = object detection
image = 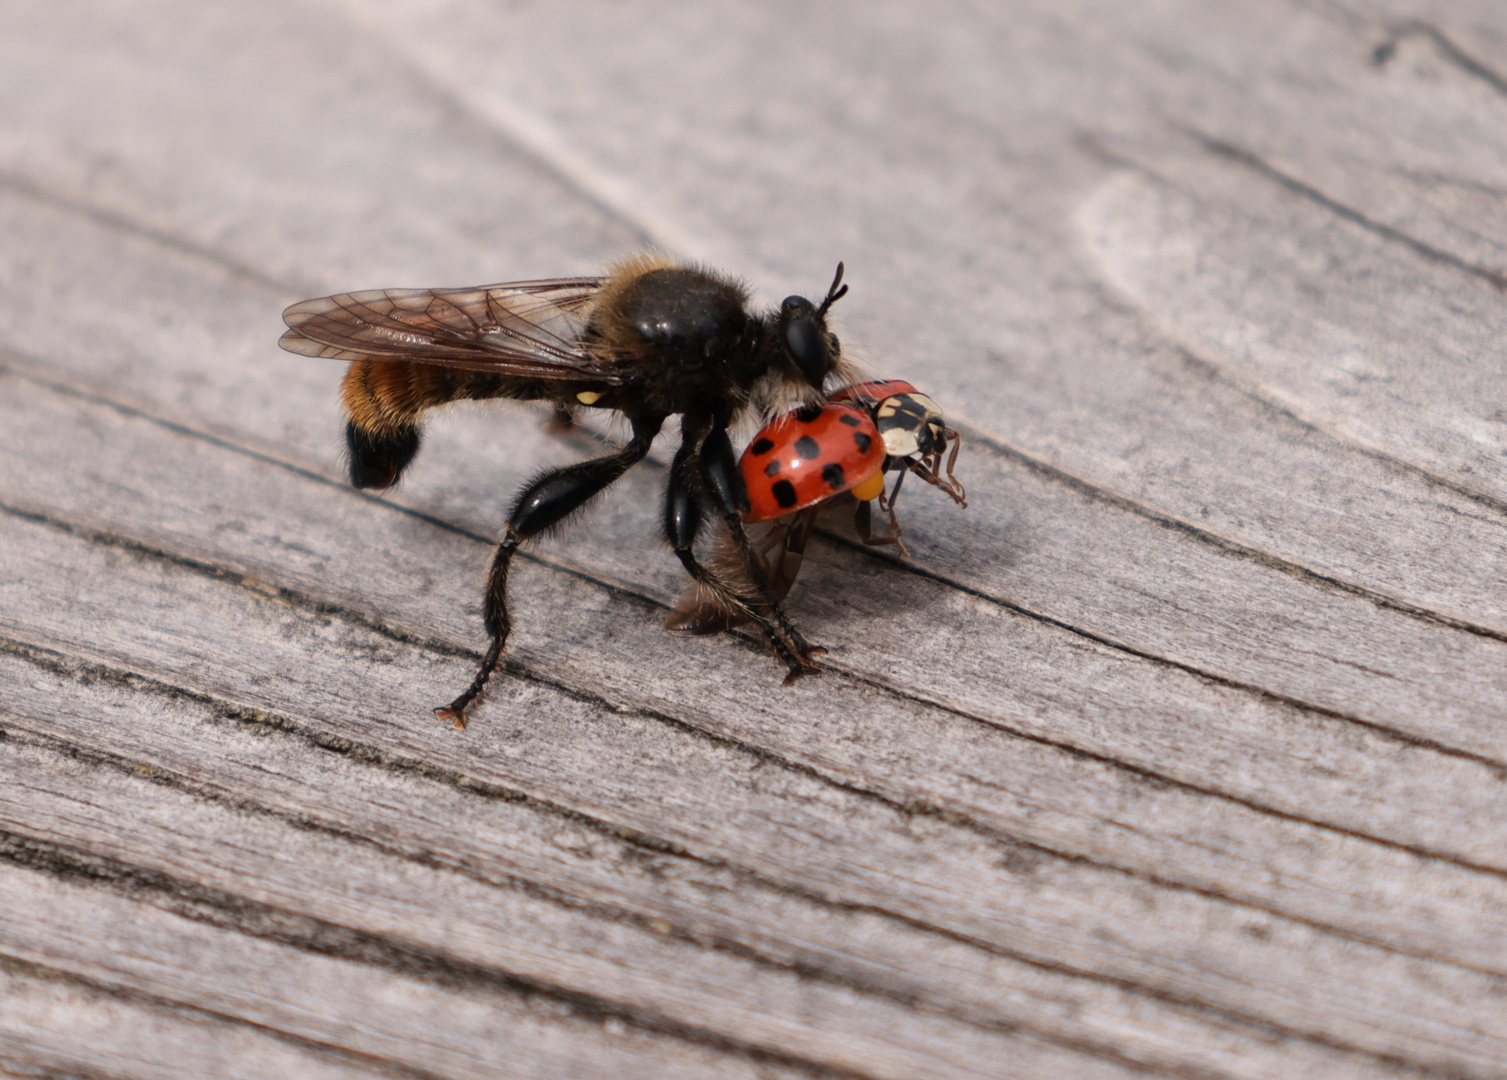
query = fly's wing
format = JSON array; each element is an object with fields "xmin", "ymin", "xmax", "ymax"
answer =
[
  {"xmin": 665, "ymin": 509, "xmax": 820, "ymax": 635},
  {"xmin": 279, "ymin": 278, "xmax": 622, "ymax": 384}
]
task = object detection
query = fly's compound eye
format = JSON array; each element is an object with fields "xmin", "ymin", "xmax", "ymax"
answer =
[
  {"xmin": 780, "ymin": 295, "xmax": 831, "ymax": 388},
  {"xmin": 781, "ymin": 295, "xmax": 813, "ymax": 318}
]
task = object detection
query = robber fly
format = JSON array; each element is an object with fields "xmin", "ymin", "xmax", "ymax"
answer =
[{"xmin": 280, "ymin": 253, "xmax": 857, "ymax": 725}]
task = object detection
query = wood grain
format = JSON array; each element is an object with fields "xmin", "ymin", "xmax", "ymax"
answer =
[{"xmin": 3, "ymin": 1, "xmax": 1507, "ymax": 1077}]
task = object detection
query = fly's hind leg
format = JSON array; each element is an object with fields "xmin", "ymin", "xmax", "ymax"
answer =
[
  {"xmin": 701, "ymin": 422, "xmax": 825, "ymax": 670},
  {"xmin": 436, "ymin": 413, "xmax": 666, "ymax": 727}
]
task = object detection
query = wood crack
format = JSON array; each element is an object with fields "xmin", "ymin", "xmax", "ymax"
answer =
[
  {"xmin": 0, "ymin": 953, "xmax": 445, "ymax": 1080},
  {"xmin": 1188, "ymin": 128, "xmax": 1507, "ymax": 290},
  {"xmin": 949, "ymin": 406, "xmax": 1507, "ymax": 645},
  {"xmin": 0, "ymin": 171, "xmax": 305, "ymax": 298},
  {"xmin": 5, "ymin": 553, "xmax": 1507, "ymax": 1045},
  {"xmin": 824, "ymin": 523, "xmax": 1507, "ymax": 778},
  {"xmin": 0, "ymin": 829, "xmax": 872, "ymax": 1080},
  {"xmin": 1374, "ymin": 21, "xmax": 1507, "ymax": 101}
]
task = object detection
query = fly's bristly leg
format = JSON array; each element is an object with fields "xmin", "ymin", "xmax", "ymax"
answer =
[
  {"xmin": 436, "ymin": 413, "xmax": 666, "ymax": 727},
  {"xmin": 717, "ymin": 504, "xmax": 825, "ymax": 682},
  {"xmin": 669, "ymin": 416, "xmax": 822, "ymax": 683},
  {"xmin": 702, "ymin": 420, "xmax": 824, "ymax": 674}
]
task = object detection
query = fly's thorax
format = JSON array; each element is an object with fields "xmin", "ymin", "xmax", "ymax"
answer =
[
  {"xmin": 587, "ymin": 260, "xmax": 771, "ymax": 413},
  {"xmin": 594, "ymin": 263, "xmax": 752, "ymax": 362}
]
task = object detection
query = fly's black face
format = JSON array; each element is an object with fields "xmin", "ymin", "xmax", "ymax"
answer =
[{"xmin": 778, "ymin": 263, "xmax": 849, "ymax": 391}]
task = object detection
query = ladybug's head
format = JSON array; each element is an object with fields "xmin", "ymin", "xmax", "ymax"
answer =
[
  {"xmin": 778, "ymin": 263, "xmax": 848, "ymax": 391},
  {"xmin": 874, "ymin": 392, "xmax": 947, "ymax": 458}
]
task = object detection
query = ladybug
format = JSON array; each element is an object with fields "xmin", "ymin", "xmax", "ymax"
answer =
[{"xmin": 666, "ymin": 378, "xmax": 966, "ymax": 634}]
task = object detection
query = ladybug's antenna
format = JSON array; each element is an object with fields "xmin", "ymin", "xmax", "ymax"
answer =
[{"xmin": 816, "ymin": 262, "xmax": 849, "ymax": 318}]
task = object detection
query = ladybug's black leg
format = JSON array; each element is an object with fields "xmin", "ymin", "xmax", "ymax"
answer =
[
  {"xmin": 853, "ymin": 499, "xmax": 908, "ymax": 558},
  {"xmin": 666, "ymin": 419, "xmax": 819, "ymax": 682},
  {"xmin": 436, "ymin": 414, "xmax": 665, "ymax": 728},
  {"xmin": 856, "ymin": 472, "xmax": 910, "ymax": 557}
]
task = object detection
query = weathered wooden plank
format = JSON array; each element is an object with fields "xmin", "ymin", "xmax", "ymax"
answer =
[
  {"xmin": 0, "ymin": 865, "xmax": 810, "ymax": 1080},
  {"xmin": 1, "ymin": 735, "xmax": 1098, "ymax": 1080},
  {"xmin": 4, "ymin": 656, "xmax": 1397, "ymax": 1080},
  {"xmin": 0, "ymin": 963, "xmax": 393, "ymax": 1080},
  {"xmin": 1082, "ymin": 140, "xmax": 1507, "ymax": 503},
  {"xmin": 1, "ymin": 493, "xmax": 1503, "ymax": 1075},
  {"xmin": 0, "ymin": 361, "xmax": 1502, "ymax": 970},
  {"xmin": 4, "ymin": 0, "xmax": 1507, "ymax": 1074}
]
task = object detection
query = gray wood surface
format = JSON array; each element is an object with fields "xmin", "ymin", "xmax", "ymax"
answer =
[{"xmin": 2, "ymin": 1, "xmax": 1506, "ymax": 1077}]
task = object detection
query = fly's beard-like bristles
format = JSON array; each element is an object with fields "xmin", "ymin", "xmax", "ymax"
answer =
[{"xmin": 742, "ymin": 329, "xmax": 867, "ymax": 437}]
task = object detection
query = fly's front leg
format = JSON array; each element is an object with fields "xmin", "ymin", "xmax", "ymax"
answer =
[
  {"xmin": 666, "ymin": 419, "xmax": 818, "ymax": 682},
  {"xmin": 437, "ymin": 413, "xmax": 665, "ymax": 727},
  {"xmin": 697, "ymin": 419, "xmax": 823, "ymax": 681}
]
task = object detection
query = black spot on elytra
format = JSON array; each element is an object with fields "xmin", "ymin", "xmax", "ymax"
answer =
[
  {"xmin": 751, "ymin": 437, "xmax": 775, "ymax": 456},
  {"xmin": 794, "ymin": 435, "xmax": 821, "ymax": 460},
  {"xmin": 772, "ymin": 479, "xmax": 798, "ymax": 508},
  {"xmin": 794, "ymin": 404, "xmax": 823, "ymax": 423},
  {"xmin": 853, "ymin": 431, "xmax": 872, "ymax": 453},
  {"xmin": 839, "ymin": 412, "xmax": 861, "ymax": 427},
  {"xmin": 822, "ymin": 463, "xmax": 846, "ymax": 489},
  {"xmin": 764, "ymin": 460, "xmax": 781, "ymax": 476}
]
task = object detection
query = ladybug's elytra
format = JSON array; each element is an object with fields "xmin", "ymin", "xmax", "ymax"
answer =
[{"xmin": 740, "ymin": 402, "xmax": 889, "ymax": 523}]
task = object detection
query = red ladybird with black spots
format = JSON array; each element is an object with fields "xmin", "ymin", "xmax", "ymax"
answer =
[{"xmin": 666, "ymin": 379, "xmax": 966, "ymax": 634}]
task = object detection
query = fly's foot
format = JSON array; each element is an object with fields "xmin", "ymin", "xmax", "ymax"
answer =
[
  {"xmin": 435, "ymin": 697, "xmax": 477, "ymax": 730},
  {"xmin": 781, "ymin": 656, "xmax": 823, "ymax": 687},
  {"xmin": 434, "ymin": 677, "xmax": 491, "ymax": 729}
]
